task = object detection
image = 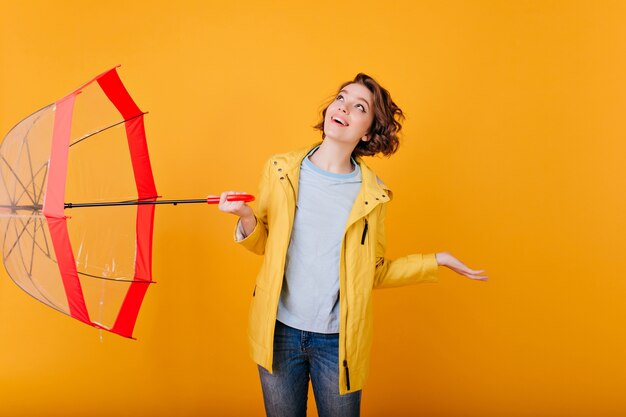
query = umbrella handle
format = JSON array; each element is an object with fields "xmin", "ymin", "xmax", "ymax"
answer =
[{"xmin": 206, "ymin": 193, "xmax": 255, "ymax": 204}]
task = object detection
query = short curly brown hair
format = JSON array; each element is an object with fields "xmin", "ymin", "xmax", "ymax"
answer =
[{"xmin": 314, "ymin": 73, "xmax": 404, "ymax": 157}]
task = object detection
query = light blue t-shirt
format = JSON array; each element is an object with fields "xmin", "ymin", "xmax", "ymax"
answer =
[{"xmin": 276, "ymin": 147, "xmax": 362, "ymax": 333}]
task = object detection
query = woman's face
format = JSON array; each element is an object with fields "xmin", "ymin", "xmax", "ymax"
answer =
[{"xmin": 323, "ymin": 83, "xmax": 375, "ymax": 148}]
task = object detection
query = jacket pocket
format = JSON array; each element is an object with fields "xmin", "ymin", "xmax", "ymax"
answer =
[{"xmin": 248, "ymin": 285, "xmax": 268, "ymax": 345}]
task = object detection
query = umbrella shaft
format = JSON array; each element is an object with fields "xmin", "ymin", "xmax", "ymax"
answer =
[
  {"xmin": 2, "ymin": 196, "xmax": 251, "ymax": 210},
  {"xmin": 65, "ymin": 199, "xmax": 207, "ymax": 208}
]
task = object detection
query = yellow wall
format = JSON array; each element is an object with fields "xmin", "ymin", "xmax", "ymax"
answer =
[{"xmin": 1, "ymin": 1, "xmax": 625, "ymax": 416}]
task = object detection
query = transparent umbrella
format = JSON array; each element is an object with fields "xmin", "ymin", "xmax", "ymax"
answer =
[{"xmin": 0, "ymin": 66, "xmax": 253, "ymax": 338}]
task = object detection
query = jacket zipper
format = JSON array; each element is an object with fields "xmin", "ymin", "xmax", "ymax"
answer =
[
  {"xmin": 343, "ymin": 243, "xmax": 350, "ymax": 391},
  {"xmin": 285, "ymin": 173, "xmax": 297, "ymax": 202},
  {"xmin": 360, "ymin": 218, "xmax": 368, "ymax": 245}
]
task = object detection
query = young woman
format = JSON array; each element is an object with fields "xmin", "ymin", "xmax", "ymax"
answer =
[{"xmin": 218, "ymin": 73, "xmax": 487, "ymax": 417}]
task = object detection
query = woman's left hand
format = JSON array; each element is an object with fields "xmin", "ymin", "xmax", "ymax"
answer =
[{"xmin": 435, "ymin": 252, "xmax": 488, "ymax": 281}]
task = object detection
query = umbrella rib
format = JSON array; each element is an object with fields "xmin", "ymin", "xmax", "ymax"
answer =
[
  {"xmin": 3, "ymin": 215, "xmax": 33, "ymax": 260},
  {"xmin": 35, "ymin": 163, "xmax": 48, "ymax": 206},
  {"xmin": 1, "ymin": 217, "xmax": 13, "ymax": 262},
  {"xmin": 12, "ymin": 163, "xmax": 48, "ymax": 210},
  {"xmin": 0, "ymin": 104, "xmax": 52, "ymax": 210},
  {"xmin": 76, "ymin": 271, "xmax": 152, "ymax": 284},
  {"xmin": 38, "ymin": 216, "xmax": 52, "ymax": 257},
  {"xmin": 24, "ymin": 139, "xmax": 37, "ymax": 207},
  {"xmin": 1, "ymin": 214, "xmax": 50, "ymax": 260},
  {"xmin": 20, "ymin": 214, "xmax": 45, "ymax": 246},
  {"xmin": 7, "ymin": 218, "xmax": 69, "ymax": 311},
  {"xmin": 13, "ymin": 218, "xmax": 63, "ymax": 310},
  {"xmin": 0, "ymin": 156, "xmax": 36, "ymax": 206},
  {"xmin": 14, "ymin": 105, "xmax": 48, "ymax": 206},
  {"xmin": 15, "ymin": 219, "xmax": 31, "ymax": 275},
  {"xmin": 13, "ymin": 137, "xmax": 32, "ymax": 204},
  {"xmin": 30, "ymin": 216, "xmax": 51, "ymax": 257},
  {"xmin": 69, "ymin": 112, "xmax": 147, "ymax": 148},
  {"xmin": 0, "ymin": 160, "xmax": 16, "ymax": 207},
  {"xmin": 29, "ymin": 217, "xmax": 35, "ymax": 276}
]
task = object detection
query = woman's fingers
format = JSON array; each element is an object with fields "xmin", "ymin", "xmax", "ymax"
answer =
[
  {"xmin": 450, "ymin": 259, "xmax": 472, "ymax": 273},
  {"xmin": 454, "ymin": 261, "xmax": 483, "ymax": 275},
  {"xmin": 459, "ymin": 267, "xmax": 488, "ymax": 280},
  {"xmin": 466, "ymin": 273, "xmax": 489, "ymax": 281},
  {"xmin": 449, "ymin": 258, "xmax": 488, "ymax": 281},
  {"xmin": 219, "ymin": 191, "xmax": 235, "ymax": 211},
  {"xmin": 218, "ymin": 191, "xmax": 234, "ymax": 209},
  {"xmin": 218, "ymin": 191, "xmax": 251, "ymax": 216}
]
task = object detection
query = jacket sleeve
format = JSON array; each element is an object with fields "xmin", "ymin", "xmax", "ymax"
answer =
[
  {"xmin": 372, "ymin": 203, "xmax": 439, "ymax": 288},
  {"xmin": 232, "ymin": 158, "xmax": 271, "ymax": 255}
]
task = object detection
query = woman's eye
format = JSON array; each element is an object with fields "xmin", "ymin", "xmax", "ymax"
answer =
[
  {"xmin": 336, "ymin": 94, "xmax": 344, "ymax": 101},
  {"xmin": 356, "ymin": 104, "xmax": 365, "ymax": 112}
]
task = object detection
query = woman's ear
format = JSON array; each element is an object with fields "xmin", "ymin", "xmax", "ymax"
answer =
[{"xmin": 361, "ymin": 135, "xmax": 369, "ymax": 142}]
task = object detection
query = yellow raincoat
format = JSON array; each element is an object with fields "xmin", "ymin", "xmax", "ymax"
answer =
[{"xmin": 235, "ymin": 142, "xmax": 439, "ymax": 394}]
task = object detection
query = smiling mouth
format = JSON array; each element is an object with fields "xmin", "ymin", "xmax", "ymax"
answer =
[{"xmin": 331, "ymin": 116, "xmax": 349, "ymax": 126}]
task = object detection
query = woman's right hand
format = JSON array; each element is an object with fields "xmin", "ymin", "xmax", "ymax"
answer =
[
  {"xmin": 218, "ymin": 191, "xmax": 257, "ymax": 237},
  {"xmin": 218, "ymin": 191, "xmax": 254, "ymax": 217}
]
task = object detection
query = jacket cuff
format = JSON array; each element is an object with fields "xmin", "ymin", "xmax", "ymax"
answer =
[
  {"xmin": 416, "ymin": 253, "xmax": 439, "ymax": 283},
  {"xmin": 233, "ymin": 216, "xmax": 262, "ymax": 247},
  {"xmin": 234, "ymin": 218, "xmax": 248, "ymax": 241}
]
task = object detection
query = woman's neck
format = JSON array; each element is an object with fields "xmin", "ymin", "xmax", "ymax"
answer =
[{"xmin": 308, "ymin": 140, "xmax": 355, "ymax": 174}]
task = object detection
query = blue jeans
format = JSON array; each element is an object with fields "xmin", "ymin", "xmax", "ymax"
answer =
[{"xmin": 258, "ymin": 320, "xmax": 362, "ymax": 417}]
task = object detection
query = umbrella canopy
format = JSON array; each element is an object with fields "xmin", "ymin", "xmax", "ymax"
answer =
[
  {"xmin": 1, "ymin": 67, "xmax": 163, "ymax": 338},
  {"xmin": 1, "ymin": 67, "xmax": 253, "ymax": 338}
]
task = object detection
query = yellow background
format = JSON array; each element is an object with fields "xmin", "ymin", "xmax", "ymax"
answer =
[{"xmin": 1, "ymin": 1, "xmax": 625, "ymax": 416}]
